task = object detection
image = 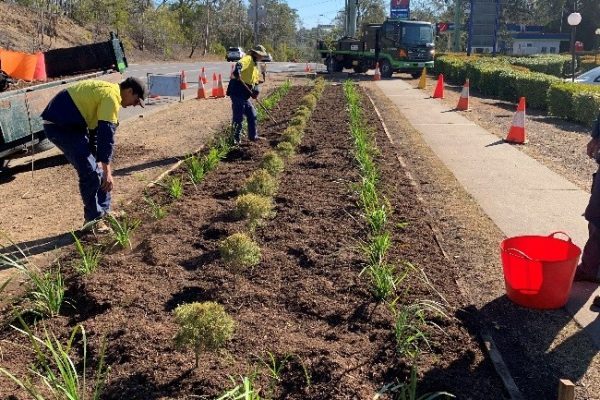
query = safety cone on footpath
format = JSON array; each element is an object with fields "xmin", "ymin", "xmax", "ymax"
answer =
[
  {"xmin": 215, "ymin": 74, "xmax": 225, "ymax": 98},
  {"xmin": 456, "ymin": 79, "xmax": 470, "ymax": 111},
  {"xmin": 432, "ymin": 74, "xmax": 444, "ymax": 98},
  {"xmin": 196, "ymin": 75, "xmax": 207, "ymax": 99},
  {"xmin": 211, "ymin": 73, "xmax": 218, "ymax": 97},
  {"xmin": 373, "ymin": 63, "xmax": 381, "ymax": 81},
  {"xmin": 505, "ymin": 97, "xmax": 527, "ymax": 144},
  {"xmin": 180, "ymin": 70, "xmax": 188, "ymax": 90},
  {"xmin": 417, "ymin": 67, "xmax": 427, "ymax": 89},
  {"xmin": 200, "ymin": 67, "xmax": 208, "ymax": 84}
]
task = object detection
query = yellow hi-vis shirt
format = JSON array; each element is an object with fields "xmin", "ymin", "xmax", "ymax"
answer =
[
  {"xmin": 238, "ymin": 55, "xmax": 260, "ymax": 86},
  {"xmin": 67, "ymin": 80, "xmax": 121, "ymax": 129}
]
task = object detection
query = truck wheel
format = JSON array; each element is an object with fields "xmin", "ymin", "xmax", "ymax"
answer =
[
  {"xmin": 32, "ymin": 138, "xmax": 55, "ymax": 153},
  {"xmin": 326, "ymin": 57, "xmax": 343, "ymax": 73},
  {"xmin": 379, "ymin": 60, "xmax": 393, "ymax": 78},
  {"xmin": 0, "ymin": 159, "xmax": 8, "ymax": 175},
  {"xmin": 411, "ymin": 72, "xmax": 421, "ymax": 79}
]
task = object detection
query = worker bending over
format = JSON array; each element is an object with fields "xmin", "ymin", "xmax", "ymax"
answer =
[{"xmin": 41, "ymin": 77, "xmax": 146, "ymax": 233}]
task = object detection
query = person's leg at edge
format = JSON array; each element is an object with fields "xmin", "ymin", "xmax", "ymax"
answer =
[
  {"xmin": 44, "ymin": 124, "xmax": 104, "ymax": 223},
  {"xmin": 576, "ymin": 167, "xmax": 600, "ymax": 281}
]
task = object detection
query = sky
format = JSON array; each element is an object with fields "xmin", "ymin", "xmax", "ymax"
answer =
[{"xmin": 285, "ymin": 0, "xmax": 348, "ymax": 28}]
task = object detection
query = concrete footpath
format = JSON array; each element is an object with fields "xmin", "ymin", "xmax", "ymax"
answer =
[{"xmin": 376, "ymin": 79, "xmax": 600, "ymax": 347}]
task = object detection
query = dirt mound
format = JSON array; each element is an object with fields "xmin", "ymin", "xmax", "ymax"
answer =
[{"xmin": 0, "ymin": 2, "xmax": 91, "ymax": 52}]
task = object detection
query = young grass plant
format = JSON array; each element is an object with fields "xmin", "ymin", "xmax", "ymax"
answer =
[
  {"xmin": 244, "ymin": 169, "xmax": 278, "ymax": 197},
  {"xmin": 235, "ymin": 194, "xmax": 274, "ymax": 228},
  {"xmin": 105, "ymin": 214, "xmax": 140, "ymax": 250},
  {"xmin": 360, "ymin": 262, "xmax": 405, "ymax": 301},
  {"xmin": 71, "ymin": 233, "xmax": 102, "ymax": 275},
  {"xmin": 0, "ymin": 319, "xmax": 108, "ymax": 400},
  {"xmin": 363, "ymin": 232, "xmax": 391, "ymax": 267},
  {"xmin": 167, "ymin": 176, "xmax": 183, "ymax": 199},
  {"xmin": 276, "ymin": 141, "xmax": 295, "ymax": 158},
  {"xmin": 173, "ymin": 302, "xmax": 235, "ymax": 368},
  {"xmin": 260, "ymin": 151, "xmax": 284, "ymax": 176},
  {"xmin": 144, "ymin": 196, "xmax": 167, "ymax": 220},
  {"xmin": 11, "ymin": 262, "xmax": 64, "ymax": 317},
  {"xmin": 391, "ymin": 299, "xmax": 448, "ymax": 360},
  {"xmin": 217, "ymin": 374, "xmax": 262, "ymax": 400},
  {"xmin": 185, "ymin": 155, "xmax": 206, "ymax": 184},
  {"xmin": 376, "ymin": 366, "xmax": 455, "ymax": 400},
  {"xmin": 258, "ymin": 351, "xmax": 291, "ymax": 382},
  {"xmin": 219, "ymin": 233, "xmax": 261, "ymax": 268}
]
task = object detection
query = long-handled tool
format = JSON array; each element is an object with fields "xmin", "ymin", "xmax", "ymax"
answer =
[{"xmin": 238, "ymin": 77, "xmax": 278, "ymax": 124}]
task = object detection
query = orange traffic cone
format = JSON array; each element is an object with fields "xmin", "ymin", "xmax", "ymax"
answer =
[
  {"xmin": 180, "ymin": 70, "xmax": 188, "ymax": 90},
  {"xmin": 211, "ymin": 72, "xmax": 218, "ymax": 97},
  {"xmin": 33, "ymin": 52, "xmax": 46, "ymax": 82},
  {"xmin": 196, "ymin": 75, "xmax": 207, "ymax": 99},
  {"xmin": 506, "ymin": 97, "xmax": 527, "ymax": 144},
  {"xmin": 456, "ymin": 79, "xmax": 470, "ymax": 111},
  {"xmin": 373, "ymin": 62, "xmax": 381, "ymax": 81},
  {"xmin": 432, "ymin": 74, "xmax": 444, "ymax": 98},
  {"xmin": 417, "ymin": 67, "xmax": 427, "ymax": 89},
  {"xmin": 216, "ymin": 74, "xmax": 225, "ymax": 98},
  {"xmin": 201, "ymin": 67, "xmax": 208, "ymax": 84}
]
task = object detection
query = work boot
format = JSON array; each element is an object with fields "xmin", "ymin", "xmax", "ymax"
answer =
[
  {"xmin": 573, "ymin": 268, "xmax": 600, "ymax": 284},
  {"xmin": 80, "ymin": 219, "xmax": 112, "ymax": 235}
]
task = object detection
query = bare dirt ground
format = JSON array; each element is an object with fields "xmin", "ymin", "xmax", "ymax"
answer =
[
  {"xmin": 0, "ymin": 76, "xmax": 289, "ymax": 282},
  {"xmin": 365, "ymin": 81, "xmax": 600, "ymax": 399},
  {"xmin": 412, "ymin": 76, "xmax": 597, "ymax": 192}
]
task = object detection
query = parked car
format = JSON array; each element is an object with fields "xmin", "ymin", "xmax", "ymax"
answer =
[
  {"xmin": 226, "ymin": 47, "xmax": 245, "ymax": 62},
  {"xmin": 575, "ymin": 66, "xmax": 600, "ymax": 85},
  {"xmin": 263, "ymin": 53, "xmax": 273, "ymax": 62}
]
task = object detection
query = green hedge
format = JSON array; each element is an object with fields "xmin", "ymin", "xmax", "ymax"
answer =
[
  {"xmin": 433, "ymin": 55, "xmax": 600, "ymax": 122},
  {"xmin": 548, "ymin": 83, "xmax": 600, "ymax": 127},
  {"xmin": 508, "ymin": 55, "xmax": 571, "ymax": 78}
]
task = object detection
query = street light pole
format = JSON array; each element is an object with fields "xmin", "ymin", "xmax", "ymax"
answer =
[
  {"xmin": 595, "ymin": 28, "xmax": 600, "ymax": 64},
  {"xmin": 567, "ymin": 10, "xmax": 582, "ymax": 82}
]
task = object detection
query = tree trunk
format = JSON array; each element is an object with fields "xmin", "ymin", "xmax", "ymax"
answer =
[
  {"xmin": 202, "ymin": 2, "xmax": 210, "ymax": 56},
  {"xmin": 189, "ymin": 46, "xmax": 196, "ymax": 58}
]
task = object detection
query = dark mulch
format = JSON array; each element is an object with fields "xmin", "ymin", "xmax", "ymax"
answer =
[{"xmin": 0, "ymin": 84, "xmax": 505, "ymax": 399}]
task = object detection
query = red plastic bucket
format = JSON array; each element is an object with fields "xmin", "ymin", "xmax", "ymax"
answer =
[{"xmin": 500, "ymin": 232, "xmax": 581, "ymax": 309}]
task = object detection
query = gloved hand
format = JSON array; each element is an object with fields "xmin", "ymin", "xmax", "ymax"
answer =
[{"xmin": 251, "ymin": 90, "xmax": 259, "ymax": 99}]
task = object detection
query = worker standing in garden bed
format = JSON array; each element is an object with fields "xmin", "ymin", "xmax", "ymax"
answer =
[
  {"xmin": 226, "ymin": 45, "xmax": 267, "ymax": 145},
  {"xmin": 41, "ymin": 77, "xmax": 147, "ymax": 234},
  {"xmin": 576, "ymin": 112, "xmax": 600, "ymax": 284}
]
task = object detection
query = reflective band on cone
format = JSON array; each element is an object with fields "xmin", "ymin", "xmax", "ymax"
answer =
[{"xmin": 505, "ymin": 97, "xmax": 527, "ymax": 144}]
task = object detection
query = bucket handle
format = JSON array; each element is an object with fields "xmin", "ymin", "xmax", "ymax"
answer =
[
  {"xmin": 505, "ymin": 247, "xmax": 533, "ymax": 260},
  {"xmin": 548, "ymin": 231, "xmax": 573, "ymax": 242}
]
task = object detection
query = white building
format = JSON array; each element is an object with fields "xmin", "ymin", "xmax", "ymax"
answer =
[{"xmin": 511, "ymin": 33, "xmax": 570, "ymax": 55}]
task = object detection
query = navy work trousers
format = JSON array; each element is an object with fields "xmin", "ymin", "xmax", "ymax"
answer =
[
  {"xmin": 579, "ymin": 167, "xmax": 600, "ymax": 280},
  {"xmin": 44, "ymin": 123, "xmax": 110, "ymax": 222},
  {"xmin": 231, "ymin": 95, "xmax": 257, "ymax": 142}
]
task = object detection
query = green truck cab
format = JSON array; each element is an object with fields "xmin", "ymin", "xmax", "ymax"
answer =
[
  {"xmin": 0, "ymin": 34, "xmax": 127, "ymax": 173},
  {"xmin": 318, "ymin": 19, "xmax": 435, "ymax": 78}
]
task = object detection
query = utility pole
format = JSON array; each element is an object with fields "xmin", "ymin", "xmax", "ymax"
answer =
[
  {"xmin": 454, "ymin": 0, "xmax": 462, "ymax": 52},
  {"xmin": 254, "ymin": 0, "xmax": 259, "ymax": 45}
]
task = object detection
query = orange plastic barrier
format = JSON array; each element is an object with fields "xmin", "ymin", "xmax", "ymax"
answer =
[{"xmin": 0, "ymin": 49, "xmax": 39, "ymax": 81}]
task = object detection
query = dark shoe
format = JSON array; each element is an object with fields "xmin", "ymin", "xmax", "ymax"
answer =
[
  {"xmin": 574, "ymin": 268, "xmax": 600, "ymax": 283},
  {"xmin": 250, "ymin": 136, "xmax": 265, "ymax": 142}
]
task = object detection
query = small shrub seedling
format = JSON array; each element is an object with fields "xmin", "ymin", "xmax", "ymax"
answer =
[
  {"xmin": 260, "ymin": 151, "xmax": 284, "ymax": 176},
  {"xmin": 235, "ymin": 194, "xmax": 274, "ymax": 228},
  {"xmin": 72, "ymin": 232, "xmax": 102, "ymax": 274},
  {"xmin": 276, "ymin": 141, "xmax": 295, "ymax": 158},
  {"xmin": 219, "ymin": 233, "xmax": 261, "ymax": 268},
  {"xmin": 244, "ymin": 169, "xmax": 278, "ymax": 197},
  {"xmin": 105, "ymin": 214, "xmax": 140, "ymax": 250},
  {"xmin": 173, "ymin": 302, "xmax": 235, "ymax": 368}
]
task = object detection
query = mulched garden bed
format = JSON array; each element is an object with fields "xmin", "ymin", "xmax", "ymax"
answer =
[{"xmin": 0, "ymin": 83, "xmax": 505, "ymax": 399}]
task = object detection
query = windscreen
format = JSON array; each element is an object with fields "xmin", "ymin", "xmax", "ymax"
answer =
[{"xmin": 401, "ymin": 24, "xmax": 434, "ymax": 45}]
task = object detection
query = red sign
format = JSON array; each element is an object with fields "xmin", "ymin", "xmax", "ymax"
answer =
[
  {"xmin": 391, "ymin": 0, "xmax": 409, "ymax": 7},
  {"xmin": 437, "ymin": 22, "xmax": 449, "ymax": 32}
]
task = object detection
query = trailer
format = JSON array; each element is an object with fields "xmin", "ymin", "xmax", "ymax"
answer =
[
  {"xmin": 0, "ymin": 33, "xmax": 128, "ymax": 172},
  {"xmin": 318, "ymin": 19, "xmax": 436, "ymax": 78}
]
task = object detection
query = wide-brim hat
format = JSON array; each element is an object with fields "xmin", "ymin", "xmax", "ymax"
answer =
[{"xmin": 250, "ymin": 45, "xmax": 268, "ymax": 57}]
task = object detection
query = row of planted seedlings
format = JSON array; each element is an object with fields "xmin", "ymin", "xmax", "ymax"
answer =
[
  {"xmin": 342, "ymin": 81, "xmax": 454, "ymax": 399},
  {"xmin": 196, "ymin": 77, "xmax": 327, "ymax": 398},
  {"xmin": 0, "ymin": 81, "xmax": 295, "ymax": 399}
]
